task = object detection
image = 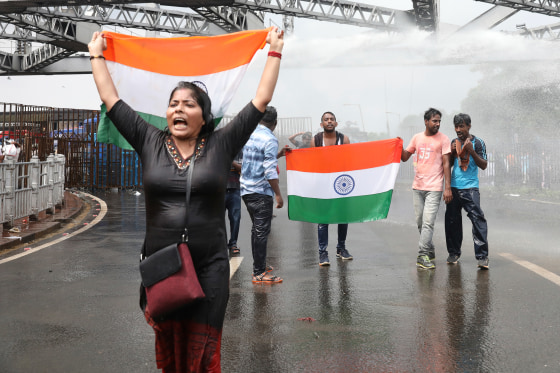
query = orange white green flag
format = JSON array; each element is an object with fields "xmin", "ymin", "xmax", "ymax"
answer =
[
  {"xmin": 286, "ymin": 138, "xmax": 403, "ymax": 224},
  {"xmin": 96, "ymin": 29, "xmax": 270, "ymax": 150}
]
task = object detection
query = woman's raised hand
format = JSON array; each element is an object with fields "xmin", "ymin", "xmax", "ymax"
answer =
[
  {"xmin": 266, "ymin": 26, "xmax": 284, "ymax": 53},
  {"xmin": 89, "ymin": 31, "xmax": 119, "ymax": 110},
  {"xmin": 88, "ymin": 31, "xmax": 107, "ymax": 56},
  {"xmin": 252, "ymin": 27, "xmax": 284, "ymax": 112}
]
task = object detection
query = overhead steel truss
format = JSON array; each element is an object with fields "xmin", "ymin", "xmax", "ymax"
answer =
[
  {"xmin": 412, "ymin": 0, "xmax": 439, "ymax": 32},
  {"xmin": 0, "ymin": 1, "xmax": 235, "ymax": 14},
  {"xmin": 475, "ymin": 0, "xmax": 560, "ymax": 40},
  {"xmin": 475, "ymin": 0, "xmax": 560, "ymax": 16},
  {"xmin": 518, "ymin": 21, "xmax": 560, "ymax": 39},
  {"xmin": 227, "ymin": 0, "xmax": 414, "ymax": 30},
  {"xmin": 0, "ymin": 1, "xmax": 417, "ymax": 75},
  {"xmin": 2, "ymin": 1, "xmax": 560, "ymax": 75},
  {"xmin": 0, "ymin": 4, "xmax": 230, "ymax": 74},
  {"xmin": 0, "ymin": 5, "xmax": 216, "ymax": 40},
  {"xmin": 193, "ymin": 6, "xmax": 259, "ymax": 33}
]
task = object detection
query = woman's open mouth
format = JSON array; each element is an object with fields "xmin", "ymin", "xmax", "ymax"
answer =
[{"xmin": 174, "ymin": 118, "xmax": 187, "ymax": 129}]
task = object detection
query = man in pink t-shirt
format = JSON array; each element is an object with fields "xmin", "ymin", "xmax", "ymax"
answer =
[{"xmin": 401, "ymin": 108, "xmax": 452, "ymax": 269}]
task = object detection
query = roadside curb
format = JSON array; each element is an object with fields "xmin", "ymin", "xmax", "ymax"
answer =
[{"xmin": 0, "ymin": 190, "xmax": 85, "ymax": 253}]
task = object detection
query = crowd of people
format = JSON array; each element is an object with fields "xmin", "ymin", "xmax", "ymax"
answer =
[
  {"xmin": 89, "ymin": 25, "xmax": 490, "ymax": 372},
  {"xmin": 227, "ymin": 107, "xmax": 490, "ymax": 274}
]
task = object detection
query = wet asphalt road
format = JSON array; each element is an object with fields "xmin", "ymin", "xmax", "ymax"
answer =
[{"xmin": 1, "ymin": 182, "xmax": 560, "ymax": 373}]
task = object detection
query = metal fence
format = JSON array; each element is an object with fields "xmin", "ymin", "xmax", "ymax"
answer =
[
  {"xmin": 0, "ymin": 155, "xmax": 65, "ymax": 226},
  {"xmin": 1, "ymin": 102, "xmax": 142, "ymax": 190},
  {"xmin": 396, "ymin": 141, "xmax": 559, "ymax": 189},
  {"xmin": 2, "ymin": 102, "xmax": 558, "ymax": 192},
  {"xmin": 217, "ymin": 114, "xmax": 314, "ymax": 140},
  {"xmin": 397, "ymin": 126, "xmax": 559, "ymax": 190},
  {"xmin": 485, "ymin": 142, "xmax": 559, "ymax": 190}
]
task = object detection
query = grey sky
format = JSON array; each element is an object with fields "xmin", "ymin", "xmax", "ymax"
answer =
[{"xmin": 1, "ymin": 0, "xmax": 558, "ymax": 134}]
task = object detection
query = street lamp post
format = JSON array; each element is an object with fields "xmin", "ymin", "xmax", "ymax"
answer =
[{"xmin": 343, "ymin": 104, "xmax": 365, "ymax": 132}]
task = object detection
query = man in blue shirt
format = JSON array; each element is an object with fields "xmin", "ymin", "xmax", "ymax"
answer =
[
  {"xmin": 241, "ymin": 106, "xmax": 288, "ymax": 283},
  {"xmin": 445, "ymin": 113, "xmax": 490, "ymax": 269}
]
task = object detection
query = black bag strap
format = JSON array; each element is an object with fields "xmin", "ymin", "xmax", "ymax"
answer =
[
  {"xmin": 181, "ymin": 149, "xmax": 195, "ymax": 243},
  {"xmin": 141, "ymin": 140, "xmax": 197, "ymax": 259}
]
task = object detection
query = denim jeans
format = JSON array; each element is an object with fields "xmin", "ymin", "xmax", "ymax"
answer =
[
  {"xmin": 317, "ymin": 224, "xmax": 348, "ymax": 254},
  {"xmin": 412, "ymin": 189, "xmax": 443, "ymax": 257},
  {"xmin": 225, "ymin": 188, "xmax": 241, "ymax": 249},
  {"xmin": 242, "ymin": 193, "xmax": 273, "ymax": 275},
  {"xmin": 445, "ymin": 187, "xmax": 489, "ymax": 259}
]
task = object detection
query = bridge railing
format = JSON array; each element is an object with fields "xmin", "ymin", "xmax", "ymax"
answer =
[{"xmin": 0, "ymin": 154, "xmax": 65, "ymax": 228}]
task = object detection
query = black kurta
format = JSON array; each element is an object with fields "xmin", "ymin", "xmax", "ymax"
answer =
[{"xmin": 107, "ymin": 99, "xmax": 263, "ymax": 370}]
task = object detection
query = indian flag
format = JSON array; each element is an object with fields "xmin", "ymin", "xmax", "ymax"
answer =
[
  {"xmin": 97, "ymin": 29, "xmax": 270, "ymax": 150},
  {"xmin": 286, "ymin": 138, "xmax": 403, "ymax": 224}
]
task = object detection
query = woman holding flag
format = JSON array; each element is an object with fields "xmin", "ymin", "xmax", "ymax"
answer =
[{"xmin": 89, "ymin": 27, "xmax": 284, "ymax": 372}]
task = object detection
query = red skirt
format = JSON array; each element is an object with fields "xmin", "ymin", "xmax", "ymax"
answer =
[{"xmin": 145, "ymin": 309, "xmax": 222, "ymax": 373}]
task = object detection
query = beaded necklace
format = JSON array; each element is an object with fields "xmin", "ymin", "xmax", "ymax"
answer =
[{"xmin": 165, "ymin": 136, "xmax": 206, "ymax": 170}]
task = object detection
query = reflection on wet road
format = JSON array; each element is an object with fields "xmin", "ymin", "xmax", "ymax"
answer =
[
  {"xmin": 1, "ymin": 186, "xmax": 559, "ymax": 372},
  {"xmin": 224, "ymin": 185, "xmax": 560, "ymax": 372}
]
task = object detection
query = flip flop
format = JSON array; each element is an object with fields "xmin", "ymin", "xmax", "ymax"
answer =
[
  {"xmin": 230, "ymin": 246, "xmax": 240, "ymax": 255},
  {"xmin": 252, "ymin": 272, "xmax": 283, "ymax": 284}
]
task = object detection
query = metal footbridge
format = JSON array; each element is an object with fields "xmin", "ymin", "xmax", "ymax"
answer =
[{"xmin": 1, "ymin": 0, "xmax": 559, "ymax": 75}]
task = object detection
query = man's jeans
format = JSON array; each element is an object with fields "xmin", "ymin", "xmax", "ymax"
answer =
[
  {"xmin": 242, "ymin": 193, "xmax": 273, "ymax": 275},
  {"xmin": 412, "ymin": 189, "xmax": 443, "ymax": 257},
  {"xmin": 318, "ymin": 224, "xmax": 348, "ymax": 254},
  {"xmin": 225, "ymin": 188, "xmax": 241, "ymax": 249},
  {"xmin": 445, "ymin": 187, "xmax": 489, "ymax": 259}
]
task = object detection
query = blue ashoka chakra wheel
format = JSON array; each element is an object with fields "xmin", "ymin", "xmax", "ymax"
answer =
[{"xmin": 333, "ymin": 174, "xmax": 355, "ymax": 196}]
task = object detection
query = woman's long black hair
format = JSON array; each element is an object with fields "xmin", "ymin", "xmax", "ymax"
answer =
[{"xmin": 168, "ymin": 81, "xmax": 215, "ymax": 137}]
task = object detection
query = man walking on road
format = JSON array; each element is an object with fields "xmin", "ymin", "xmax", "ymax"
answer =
[
  {"xmin": 226, "ymin": 151, "xmax": 243, "ymax": 256},
  {"xmin": 310, "ymin": 111, "xmax": 353, "ymax": 266},
  {"xmin": 241, "ymin": 106, "xmax": 288, "ymax": 283},
  {"xmin": 401, "ymin": 108, "xmax": 452, "ymax": 269},
  {"xmin": 445, "ymin": 113, "xmax": 490, "ymax": 269}
]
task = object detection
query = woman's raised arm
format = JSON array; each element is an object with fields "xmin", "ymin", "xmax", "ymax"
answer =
[
  {"xmin": 88, "ymin": 31, "xmax": 119, "ymax": 111},
  {"xmin": 252, "ymin": 27, "xmax": 284, "ymax": 112}
]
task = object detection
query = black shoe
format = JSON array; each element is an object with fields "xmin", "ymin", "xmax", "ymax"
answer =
[
  {"xmin": 477, "ymin": 257, "xmax": 489, "ymax": 270},
  {"xmin": 338, "ymin": 248, "xmax": 353, "ymax": 260},
  {"xmin": 319, "ymin": 252, "xmax": 330, "ymax": 266},
  {"xmin": 447, "ymin": 254, "xmax": 460, "ymax": 264}
]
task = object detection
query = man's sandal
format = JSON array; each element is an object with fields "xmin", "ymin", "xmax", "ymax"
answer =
[
  {"xmin": 252, "ymin": 272, "xmax": 283, "ymax": 284},
  {"xmin": 230, "ymin": 246, "xmax": 240, "ymax": 255},
  {"xmin": 265, "ymin": 265, "xmax": 274, "ymax": 273}
]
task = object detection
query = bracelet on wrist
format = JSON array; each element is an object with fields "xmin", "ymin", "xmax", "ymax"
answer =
[
  {"xmin": 268, "ymin": 51, "xmax": 282, "ymax": 59},
  {"xmin": 90, "ymin": 55, "xmax": 106, "ymax": 60}
]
